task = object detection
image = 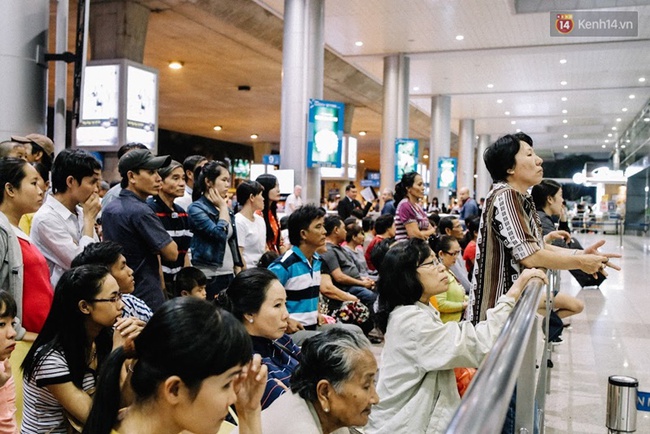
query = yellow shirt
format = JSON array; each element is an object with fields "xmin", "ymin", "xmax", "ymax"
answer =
[{"xmin": 434, "ymin": 269, "xmax": 468, "ymax": 323}]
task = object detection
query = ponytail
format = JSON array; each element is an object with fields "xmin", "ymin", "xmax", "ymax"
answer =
[{"xmin": 393, "ymin": 171, "xmax": 419, "ymax": 204}]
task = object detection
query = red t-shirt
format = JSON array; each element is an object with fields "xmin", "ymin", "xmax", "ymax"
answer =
[
  {"xmin": 463, "ymin": 240, "xmax": 477, "ymax": 273},
  {"xmin": 364, "ymin": 235, "xmax": 385, "ymax": 271},
  {"xmin": 17, "ymin": 237, "xmax": 54, "ymax": 333}
]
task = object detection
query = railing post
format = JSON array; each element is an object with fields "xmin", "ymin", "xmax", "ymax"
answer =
[{"xmin": 515, "ymin": 315, "xmax": 538, "ymax": 433}]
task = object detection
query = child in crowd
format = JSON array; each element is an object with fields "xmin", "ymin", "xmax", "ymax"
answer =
[
  {"xmin": 0, "ymin": 291, "xmax": 18, "ymax": 433},
  {"xmin": 71, "ymin": 242, "xmax": 153, "ymax": 322},
  {"xmin": 173, "ymin": 266, "xmax": 207, "ymax": 300}
]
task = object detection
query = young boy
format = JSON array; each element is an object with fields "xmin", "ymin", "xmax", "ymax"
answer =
[
  {"xmin": 173, "ymin": 267, "xmax": 207, "ymax": 300},
  {"xmin": 71, "ymin": 241, "xmax": 153, "ymax": 322}
]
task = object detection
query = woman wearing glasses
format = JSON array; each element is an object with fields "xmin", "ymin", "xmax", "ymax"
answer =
[
  {"xmin": 366, "ymin": 239, "xmax": 546, "ymax": 434},
  {"xmin": 431, "ymin": 235, "xmax": 468, "ymax": 323},
  {"xmin": 21, "ymin": 265, "xmax": 143, "ymax": 434}
]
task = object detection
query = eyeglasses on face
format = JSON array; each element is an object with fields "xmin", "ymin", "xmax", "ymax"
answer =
[
  {"xmin": 418, "ymin": 257, "xmax": 441, "ymax": 268},
  {"xmin": 444, "ymin": 250, "xmax": 461, "ymax": 256},
  {"xmin": 88, "ymin": 293, "xmax": 123, "ymax": 304}
]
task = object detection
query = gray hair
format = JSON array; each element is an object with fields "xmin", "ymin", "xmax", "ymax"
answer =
[
  {"xmin": 290, "ymin": 328, "xmax": 371, "ymax": 401},
  {"xmin": 157, "ymin": 160, "xmax": 182, "ymax": 179}
]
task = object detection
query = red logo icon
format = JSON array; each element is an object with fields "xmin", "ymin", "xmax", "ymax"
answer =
[{"xmin": 556, "ymin": 14, "xmax": 574, "ymax": 34}]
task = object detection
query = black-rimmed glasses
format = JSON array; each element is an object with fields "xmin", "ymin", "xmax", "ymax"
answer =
[{"xmin": 88, "ymin": 293, "xmax": 123, "ymax": 303}]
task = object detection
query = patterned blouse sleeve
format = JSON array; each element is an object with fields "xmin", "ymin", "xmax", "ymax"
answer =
[{"xmin": 491, "ymin": 189, "xmax": 541, "ymax": 262}]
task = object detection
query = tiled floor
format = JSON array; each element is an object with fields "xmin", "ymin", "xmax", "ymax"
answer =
[{"xmin": 544, "ymin": 232, "xmax": 650, "ymax": 433}]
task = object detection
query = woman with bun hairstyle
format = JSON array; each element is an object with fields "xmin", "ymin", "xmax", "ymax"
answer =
[
  {"xmin": 188, "ymin": 161, "xmax": 243, "ymax": 299},
  {"xmin": 393, "ymin": 172, "xmax": 437, "ymax": 242},
  {"xmin": 255, "ymin": 174, "xmax": 285, "ymax": 254},
  {"xmin": 82, "ymin": 297, "xmax": 267, "ymax": 434},
  {"xmin": 220, "ymin": 268, "xmax": 300, "ymax": 410}
]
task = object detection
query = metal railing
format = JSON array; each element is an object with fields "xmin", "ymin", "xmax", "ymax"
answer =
[{"xmin": 445, "ymin": 270, "xmax": 560, "ymax": 434}]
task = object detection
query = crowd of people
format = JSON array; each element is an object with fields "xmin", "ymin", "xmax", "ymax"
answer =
[{"xmin": 0, "ymin": 131, "xmax": 621, "ymax": 433}]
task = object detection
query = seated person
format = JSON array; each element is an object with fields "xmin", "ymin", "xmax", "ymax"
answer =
[
  {"xmin": 365, "ymin": 214, "xmax": 396, "ymax": 271},
  {"xmin": 172, "ymin": 266, "xmax": 207, "ymax": 300},
  {"xmin": 320, "ymin": 216, "xmax": 376, "ymax": 310},
  {"xmin": 438, "ymin": 216, "xmax": 471, "ymax": 293},
  {"xmin": 71, "ymin": 241, "xmax": 153, "ymax": 322},
  {"xmin": 343, "ymin": 223, "xmax": 373, "ymax": 278}
]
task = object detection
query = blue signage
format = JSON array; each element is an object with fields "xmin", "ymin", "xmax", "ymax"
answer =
[
  {"xmin": 437, "ymin": 157, "xmax": 457, "ymax": 190},
  {"xmin": 263, "ymin": 154, "xmax": 281, "ymax": 165},
  {"xmin": 361, "ymin": 179, "xmax": 380, "ymax": 188},
  {"xmin": 307, "ymin": 99, "xmax": 344, "ymax": 168},
  {"xmin": 395, "ymin": 138, "xmax": 419, "ymax": 182},
  {"xmin": 638, "ymin": 391, "xmax": 650, "ymax": 412}
]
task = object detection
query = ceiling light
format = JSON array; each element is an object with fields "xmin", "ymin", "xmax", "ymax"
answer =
[
  {"xmin": 563, "ymin": 134, "xmax": 568, "ymax": 138},
  {"xmin": 423, "ymin": 154, "xmax": 429, "ymax": 159},
  {"xmin": 629, "ymin": 94, "xmax": 635, "ymax": 99},
  {"xmin": 505, "ymin": 111, "xmax": 510, "ymax": 115},
  {"xmin": 511, "ymin": 121, "xmax": 516, "ymax": 125},
  {"xmin": 250, "ymin": 134, "xmax": 258, "ymax": 139},
  {"xmin": 612, "ymin": 126, "xmax": 617, "ymax": 131},
  {"xmin": 626, "ymin": 139, "xmax": 631, "ymax": 142},
  {"xmin": 602, "ymin": 144, "xmax": 607, "ymax": 148},
  {"xmin": 622, "ymin": 108, "xmax": 628, "ymax": 112},
  {"xmin": 413, "ymin": 86, "xmax": 420, "ymax": 91},
  {"xmin": 621, "ymin": 145, "xmax": 626, "ymax": 148},
  {"xmin": 213, "ymin": 125, "xmax": 222, "ymax": 131},
  {"xmin": 359, "ymin": 131, "xmax": 367, "ymax": 136},
  {"xmin": 487, "ymin": 83, "xmax": 494, "ymax": 88},
  {"xmin": 561, "ymin": 97, "xmax": 568, "ymax": 102},
  {"xmin": 515, "ymin": 129, "xmax": 521, "ymax": 133},
  {"xmin": 644, "ymin": 117, "xmax": 650, "ymax": 122},
  {"xmin": 560, "ymin": 81, "xmax": 567, "ymax": 86},
  {"xmin": 559, "ymin": 59, "xmax": 567, "ymax": 64},
  {"xmin": 639, "ymin": 77, "xmax": 646, "ymax": 82},
  {"xmin": 355, "ymin": 41, "xmax": 363, "ymax": 47},
  {"xmin": 562, "ymin": 109, "xmax": 568, "ymax": 114},
  {"xmin": 564, "ymin": 145, "xmax": 568, "ymax": 149},
  {"xmin": 616, "ymin": 118, "xmax": 622, "ymax": 122},
  {"xmin": 359, "ymin": 159, "xmax": 365, "ymax": 164},
  {"xmin": 456, "ymin": 35, "xmax": 464, "ymax": 41},
  {"xmin": 496, "ymin": 99, "xmax": 503, "ymax": 104},
  {"xmin": 562, "ymin": 119, "xmax": 568, "ymax": 124},
  {"xmin": 605, "ymin": 140, "xmax": 610, "ymax": 143},
  {"xmin": 608, "ymin": 133, "xmax": 613, "ymax": 137},
  {"xmin": 168, "ymin": 61, "xmax": 184, "ymax": 70}
]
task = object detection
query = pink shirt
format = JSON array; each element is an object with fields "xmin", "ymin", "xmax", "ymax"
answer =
[{"xmin": 0, "ymin": 362, "xmax": 16, "ymax": 434}]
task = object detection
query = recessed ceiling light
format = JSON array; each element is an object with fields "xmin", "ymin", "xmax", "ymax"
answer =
[
  {"xmin": 612, "ymin": 126, "xmax": 617, "ymax": 131},
  {"xmin": 456, "ymin": 35, "xmax": 464, "ymax": 41},
  {"xmin": 423, "ymin": 154, "xmax": 429, "ymax": 159},
  {"xmin": 168, "ymin": 61, "xmax": 184, "ymax": 70},
  {"xmin": 629, "ymin": 94, "xmax": 635, "ymax": 99},
  {"xmin": 359, "ymin": 131, "xmax": 367, "ymax": 136},
  {"xmin": 213, "ymin": 125, "xmax": 222, "ymax": 131},
  {"xmin": 250, "ymin": 134, "xmax": 258, "ymax": 139},
  {"xmin": 616, "ymin": 118, "xmax": 622, "ymax": 122},
  {"xmin": 608, "ymin": 133, "xmax": 613, "ymax": 137},
  {"xmin": 515, "ymin": 129, "xmax": 521, "ymax": 133},
  {"xmin": 559, "ymin": 59, "xmax": 567, "ymax": 64},
  {"xmin": 564, "ymin": 145, "xmax": 568, "ymax": 149},
  {"xmin": 561, "ymin": 97, "xmax": 568, "ymax": 102},
  {"xmin": 413, "ymin": 87, "xmax": 420, "ymax": 91},
  {"xmin": 639, "ymin": 77, "xmax": 646, "ymax": 82},
  {"xmin": 602, "ymin": 144, "xmax": 607, "ymax": 148},
  {"xmin": 562, "ymin": 119, "xmax": 568, "ymax": 124},
  {"xmin": 563, "ymin": 134, "xmax": 568, "ymax": 138},
  {"xmin": 626, "ymin": 139, "xmax": 631, "ymax": 143},
  {"xmin": 605, "ymin": 140, "xmax": 610, "ymax": 143},
  {"xmin": 487, "ymin": 83, "xmax": 494, "ymax": 88},
  {"xmin": 621, "ymin": 145, "xmax": 626, "ymax": 148},
  {"xmin": 562, "ymin": 109, "xmax": 568, "ymax": 114},
  {"xmin": 644, "ymin": 117, "xmax": 650, "ymax": 122},
  {"xmin": 505, "ymin": 111, "xmax": 510, "ymax": 115},
  {"xmin": 622, "ymin": 108, "xmax": 628, "ymax": 112},
  {"xmin": 511, "ymin": 121, "xmax": 516, "ymax": 125},
  {"xmin": 359, "ymin": 159, "xmax": 365, "ymax": 164},
  {"xmin": 560, "ymin": 81, "xmax": 567, "ymax": 86},
  {"xmin": 355, "ymin": 41, "xmax": 363, "ymax": 47},
  {"xmin": 497, "ymin": 99, "xmax": 503, "ymax": 104}
]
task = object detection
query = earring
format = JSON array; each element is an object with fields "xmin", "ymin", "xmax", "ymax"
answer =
[
  {"xmin": 248, "ymin": 318, "xmax": 254, "ymax": 323},
  {"xmin": 324, "ymin": 407, "xmax": 329, "ymax": 413}
]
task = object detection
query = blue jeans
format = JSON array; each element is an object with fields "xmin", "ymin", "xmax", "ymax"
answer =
[{"xmin": 347, "ymin": 286, "xmax": 377, "ymax": 312}]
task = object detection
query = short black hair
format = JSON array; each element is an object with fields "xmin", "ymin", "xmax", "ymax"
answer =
[
  {"xmin": 438, "ymin": 216, "xmax": 458, "ymax": 235},
  {"xmin": 374, "ymin": 215, "xmax": 394, "ymax": 235},
  {"xmin": 345, "ymin": 183, "xmax": 356, "ymax": 192},
  {"xmin": 0, "ymin": 290, "xmax": 17, "ymax": 318},
  {"xmin": 345, "ymin": 223, "xmax": 363, "ymax": 243},
  {"xmin": 117, "ymin": 143, "xmax": 147, "ymax": 159},
  {"xmin": 183, "ymin": 155, "xmax": 208, "ymax": 174},
  {"xmin": 288, "ymin": 204, "xmax": 326, "ymax": 247},
  {"xmin": 51, "ymin": 149, "xmax": 101, "ymax": 194},
  {"xmin": 173, "ymin": 267, "xmax": 207, "ymax": 297},
  {"xmin": 531, "ymin": 179, "xmax": 562, "ymax": 211},
  {"xmin": 324, "ymin": 215, "xmax": 343, "ymax": 236},
  {"xmin": 71, "ymin": 241, "xmax": 124, "ymax": 268},
  {"xmin": 236, "ymin": 180, "xmax": 264, "ymax": 205},
  {"xmin": 483, "ymin": 133, "xmax": 533, "ymax": 183}
]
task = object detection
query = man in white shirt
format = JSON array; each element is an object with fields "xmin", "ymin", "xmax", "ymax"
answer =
[
  {"xmin": 284, "ymin": 185, "xmax": 303, "ymax": 216},
  {"xmin": 31, "ymin": 149, "xmax": 102, "ymax": 287},
  {"xmin": 174, "ymin": 154, "xmax": 207, "ymax": 211}
]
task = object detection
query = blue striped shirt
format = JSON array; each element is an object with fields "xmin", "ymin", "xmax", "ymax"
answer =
[{"xmin": 268, "ymin": 246, "xmax": 320, "ymax": 328}]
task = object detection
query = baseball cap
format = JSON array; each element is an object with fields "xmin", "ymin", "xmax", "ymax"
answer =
[
  {"xmin": 11, "ymin": 134, "xmax": 55, "ymax": 157},
  {"xmin": 118, "ymin": 149, "xmax": 172, "ymax": 177}
]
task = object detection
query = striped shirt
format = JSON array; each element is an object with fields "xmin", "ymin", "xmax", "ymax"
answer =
[
  {"xmin": 122, "ymin": 293, "xmax": 153, "ymax": 322},
  {"xmin": 21, "ymin": 348, "xmax": 95, "ymax": 434},
  {"xmin": 394, "ymin": 199, "xmax": 429, "ymax": 241},
  {"xmin": 268, "ymin": 246, "xmax": 321, "ymax": 328},
  {"xmin": 469, "ymin": 182, "xmax": 543, "ymax": 323},
  {"xmin": 251, "ymin": 334, "xmax": 301, "ymax": 410}
]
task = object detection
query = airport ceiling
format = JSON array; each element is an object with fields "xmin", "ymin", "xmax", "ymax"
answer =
[{"xmin": 54, "ymin": 0, "xmax": 650, "ymax": 171}]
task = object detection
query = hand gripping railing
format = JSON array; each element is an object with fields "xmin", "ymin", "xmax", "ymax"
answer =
[{"xmin": 445, "ymin": 275, "xmax": 549, "ymax": 434}]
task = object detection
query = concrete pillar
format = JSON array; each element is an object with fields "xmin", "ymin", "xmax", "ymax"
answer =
[
  {"xmin": 89, "ymin": 0, "xmax": 150, "ymax": 62},
  {"xmin": 0, "ymin": 0, "xmax": 49, "ymax": 139},
  {"xmin": 343, "ymin": 104, "xmax": 355, "ymax": 135},
  {"xmin": 428, "ymin": 95, "xmax": 451, "ymax": 205},
  {"xmin": 457, "ymin": 119, "xmax": 476, "ymax": 194},
  {"xmin": 613, "ymin": 147, "xmax": 621, "ymax": 171},
  {"xmin": 279, "ymin": 0, "xmax": 325, "ymax": 205},
  {"xmin": 476, "ymin": 134, "xmax": 492, "ymax": 202},
  {"xmin": 381, "ymin": 53, "xmax": 410, "ymax": 191}
]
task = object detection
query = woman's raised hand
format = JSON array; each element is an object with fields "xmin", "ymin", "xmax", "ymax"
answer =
[{"xmin": 506, "ymin": 268, "xmax": 548, "ymax": 301}]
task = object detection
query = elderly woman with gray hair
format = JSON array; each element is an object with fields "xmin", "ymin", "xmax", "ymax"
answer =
[{"xmin": 255, "ymin": 328, "xmax": 379, "ymax": 434}]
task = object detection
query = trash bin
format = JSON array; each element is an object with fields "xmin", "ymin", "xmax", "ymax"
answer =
[{"xmin": 607, "ymin": 375, "xmax": 638, "ymax": 433}]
